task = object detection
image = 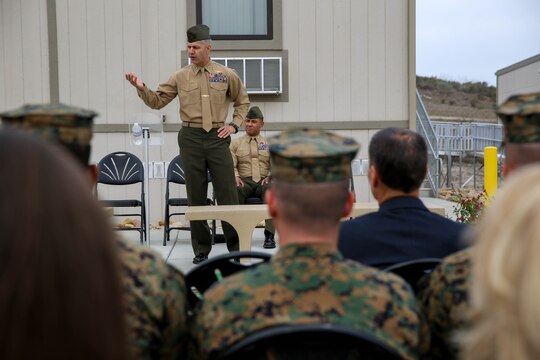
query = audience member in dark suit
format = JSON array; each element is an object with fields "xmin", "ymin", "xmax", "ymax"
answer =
[{"xmin": 338, "ymin": 127, "xmax": 467, "ymax": 268}]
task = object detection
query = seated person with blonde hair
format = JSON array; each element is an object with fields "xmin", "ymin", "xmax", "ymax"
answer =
[{"xmin": 460, "ymin": 165, "xmax": 540, "ymax": 360}]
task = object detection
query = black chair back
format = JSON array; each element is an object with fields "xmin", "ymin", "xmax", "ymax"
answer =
[
  {"xmin": 98, "ymin": 151, "xmax": 144, "ymax": 185},
  {"xmin": 213, "ymin": 323, "xmax": 404, "ymax": 360},
  {"xmin": 383, "ymin": 258, "xmax": 442, "ymax": 293},
  {"xmin": 185, "ymin": 251, "xmax": 271, "ymax": 309}
]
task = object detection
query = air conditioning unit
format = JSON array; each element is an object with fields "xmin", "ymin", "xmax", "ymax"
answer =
[{"xmin": 212, "ymin": 57, "xmax": 282, "ymax": 95}]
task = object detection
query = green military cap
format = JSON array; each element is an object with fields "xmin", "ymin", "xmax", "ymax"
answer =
[
  {"xmin": 269, "ymin": 128, "xmax": 359, "ymax": 183},
  {"xmin": 246, "ymin": 106, "xmax": 264, "ymax": 120},
  {"xmin": 0, "ymin": 103, "xmax": 97, "ymax": 149},
  {"xmin": 497, "ymin": 92, "xmax": 540, "ymax": 144},
  {"xmin": 187, "ymin": 24, "xmax": 211, "ymax": 43}
]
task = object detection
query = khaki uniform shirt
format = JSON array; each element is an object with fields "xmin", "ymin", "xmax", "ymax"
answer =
[
  {"xmin": 230, "ymin": 134, "xmax": 271, "ymax": 178},
  {"xmin": 137, "ymin": 60, "xmax": 249, "ymax": 127}
]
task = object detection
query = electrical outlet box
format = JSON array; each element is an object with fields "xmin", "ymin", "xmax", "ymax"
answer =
[
  {"xmin": 351, "ymin": 159, "xmax": 369, "ymax": 176},
  {"xmin": 152, "ymin": 161, "xmax": 165, "ymax": 178}
]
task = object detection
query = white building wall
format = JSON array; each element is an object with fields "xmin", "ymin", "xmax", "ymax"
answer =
[
  {"xmin": 1, "ymin": 0, "xmax": 412, "ymax": 226},
  {"xmin": 0, "ymin": 0, "xmax": 50, "ymax": 109},
  {"xmin": 497, "ymin": 56, "xmax": 540, "ymax": 105}
]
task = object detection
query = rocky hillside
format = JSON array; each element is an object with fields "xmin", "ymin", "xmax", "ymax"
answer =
[{"xmin": 417, "ymin": 76, "xmax": 497, "ymax": 123}]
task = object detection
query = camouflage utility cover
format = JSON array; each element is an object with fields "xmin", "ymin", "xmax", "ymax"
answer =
[
  {"xmin": 497, "ymin": 92, "xmax": 540, "ymax": 144},
  {"xmin": 194, "ymin": 243, "xmax": 425, "ymax": 360},
  {"xmin": 0, "ymin": 103, "xmax": 96, "ymax": 147},
  {"xmin": 418, "ymin": 248, "xmax": 472, "ymax": 359},
  {"xmin": 269, "ymin": 128, "xmax": 359, "ymax": 183}
]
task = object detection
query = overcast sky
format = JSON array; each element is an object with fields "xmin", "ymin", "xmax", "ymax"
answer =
[{"xmin": 416, "ymin": 0, "xmax": 540, "ymax": 86}]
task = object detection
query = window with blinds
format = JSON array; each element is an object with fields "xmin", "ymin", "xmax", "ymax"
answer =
[{"xmin": 196, "ymin": 0, "xmax": 273, "ymax": 40}]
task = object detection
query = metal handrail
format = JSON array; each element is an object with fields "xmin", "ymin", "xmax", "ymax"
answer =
[{"xmin": 416, "ymin": 90, "xmax": 440, "ymax": 196}]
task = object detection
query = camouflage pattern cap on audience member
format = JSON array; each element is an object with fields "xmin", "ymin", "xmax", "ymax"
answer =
[
  {"xmin": 187, "ymin": 24, "xmax": 211, "ymax": 42},
  {"xmin": 0, "ymin": 103, "xmax": 96, "ymax": 149},
  {"xmin": 269, "ymin": 128, "xmax": 359, "ymax": 183},
  {"xmin": 497, "ymin": 92, "xmax": 540, "ymax": 144},
  {"xmin": 246, "ymin": 106, "xmax": 264, "ymax": 120}
]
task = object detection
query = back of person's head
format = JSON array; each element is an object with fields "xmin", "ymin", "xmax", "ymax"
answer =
[
  {"xmin": 0, "ymin": 129, "xmax": 127, "ymax": 360},
  {"xmin": 369, "ymin": 127, "xmax": 427, "ymax": 193},
  {"xmin": 498, "ymin": 92, "xmax": 540, "ymax": 175},
  {"xmin": 268, "ymin": 128, "xmax": 359, "ymax": 233},
  {"xmin": 0, "ymin": 103, "xmax": 97, "ymax": 167},
  {"xmin": 461, "ymin": 164, "xmax": 540, "ymax": 360}
]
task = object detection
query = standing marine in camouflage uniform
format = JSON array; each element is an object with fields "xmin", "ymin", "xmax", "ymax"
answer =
[
  {"xmin": 194, "ymin": 128, "xmax": 425, "ymax": 359},
  {"xmin": 0, "ymin": 104, "xmax": 190, "ymax": 359},
  {"xmin": 418, "ymin": 91, "xmax": 540, "ymax": 359}
]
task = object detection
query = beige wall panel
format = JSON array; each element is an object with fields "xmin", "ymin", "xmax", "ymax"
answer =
[
  {"xmin": 367, "ymin": 0, "xmax": 386, "ymax": 121},
  {"xmin": 104, "ymin": 0, "xmax": 125, "ymax": 124},
  {"xmin": 0, "ymin": 0, "xmax": 5, "ymax": 110},
  {"xmin": 332, "ymin": 0, "xmax": 352, "ymax": 122},
  {"xmin": 498, "ymin": 60, "xmax": 540, "ymax": 104},
  {"xmin": 91, "ymin": 133, "xmax": 108, "ymax": 165},
  {"xmin": 137, "ymin": 1, "xmax": 163, "ymax": 125},
  {"xmin": 149, "ymin": 178, "xmax": 164, "ymax": 223},
  {"xmin": 314, "ymin": 0, "xmax": 334, "ymax": 122},
  {"xmin": 247, "ymin": 101, "xmax": 280, "ymax": 125},
  {"xmin": 350, "ymin": 0, "xmax": 369, "ymax": 121},
  {"xmin": 296, "ymin": 0, "xmax": 316, "ymax": 123},
  {"xmin": 87, "ymin": 0, "xmax": 108, "ymax": 116},
  {"xmin": 2, "ymin": 0, "xmax": 24, "ymax": 108},
  {"xmin": 385, "ymin": 0, "xmax": 408, "ymax": 120},
  {"xmin": 0, "ymin": 0, "xmax": 49, "ymax": 109},
  {"xmin": 122, "ymin": 1, "xmax": 146, "ymax": 116},
  {"xmin": 56, "ymin": 0, "xmax": 72, "ymax": 104},
  {"xmin": 56, "ymin": 0, "xmax": 70, "ymax": 104},
  {"xmin": 21, "ymin": 0, "xmax": 47, "ymax": 102},
  {"xmin": 68, "ymin": 0, "xmax": 89, "ymax": 107},
  {"xmin": 140, "ymin": 1, "xmax": 160, "ymax": 87},
  {"xmin": 158, "ymin": 0, "xmax": 183, "ymax": 125},
  {"xmin": 163, "ymin": 132, "xmax": 180, "ymax": 162},
  {"xmin": 39, "ymin": 0, "xmax": 50, "ymax": 102},
  {"xmin": 281, "ymin": 0, "xmax": 300, "ymax": 123}
]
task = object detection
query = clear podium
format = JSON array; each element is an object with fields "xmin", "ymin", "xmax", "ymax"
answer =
[{"xmin": 128, "ymin": 113, "xmax": 163, "ymax": 246}]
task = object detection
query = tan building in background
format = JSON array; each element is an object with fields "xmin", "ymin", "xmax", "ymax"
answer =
[
  {"xmin": 496, "ymin": 53, "xmax": 540, "ymax": 106},
  {"xmin": 0, "ymin": 0, "xmax": 416, "ymax": 224}
]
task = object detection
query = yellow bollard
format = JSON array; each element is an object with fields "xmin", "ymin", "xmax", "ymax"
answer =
[{"xmin": 484, "ymin": 146, "xmax": 498, "ymax": 199}]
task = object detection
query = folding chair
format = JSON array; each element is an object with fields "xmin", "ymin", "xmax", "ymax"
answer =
[
  {"xmin": 163, "ymin": 155, "xmax": 215, "ymax": 245},
  {"xmin": 96, "ymin": 151, "xmax": 146, "ymax": 243}
]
